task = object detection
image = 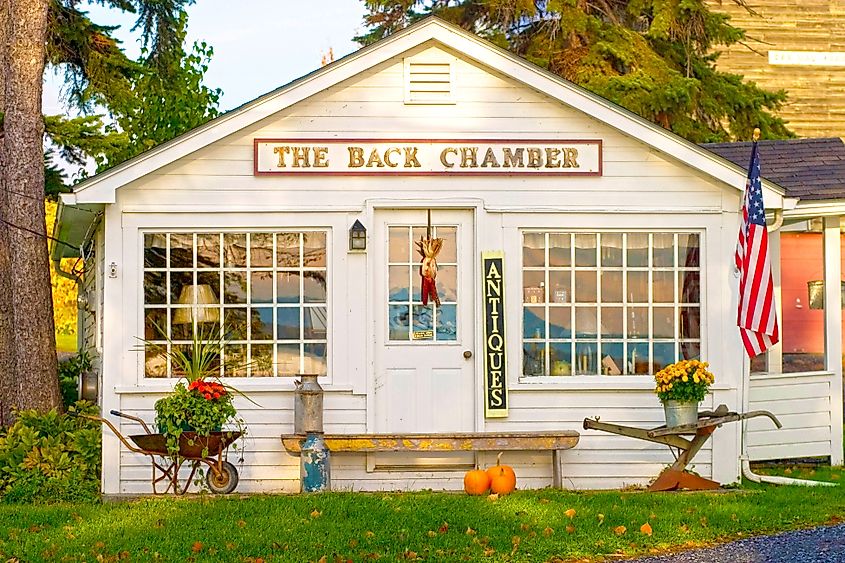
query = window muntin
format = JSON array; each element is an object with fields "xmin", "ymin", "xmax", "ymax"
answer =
[
  {"xmin": 387, "ymin": 225, "xmax": 458, "ymax": 342},
  {"xmin": 522, "ymin": 231, "xmax": 701, "ymax": 377},
  {"xmin": 143, "ymin": 231, "xmax": 328, "ymax": 378}
]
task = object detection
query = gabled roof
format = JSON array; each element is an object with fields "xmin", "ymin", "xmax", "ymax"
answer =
[
  {"xmin": 704, "ymin": 138, "xmax": 845, "ymax": 201},
  {"xmin": 62, "ymin": 16, "xmax": 785, "ymax": 206}
]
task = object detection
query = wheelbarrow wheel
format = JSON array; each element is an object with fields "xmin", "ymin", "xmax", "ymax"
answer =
[{"xmin": 206, "ymin": 461, "xmax": 238, "ymax": 494}]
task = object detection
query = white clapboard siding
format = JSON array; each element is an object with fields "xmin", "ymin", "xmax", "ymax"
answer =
[
  {"xmin": 747, "ymin": 372, "xmax": 834, "ymax": 461},
  {"xmin": 118, "ymin": 45, "xmax": 722, "ymax": 209}
]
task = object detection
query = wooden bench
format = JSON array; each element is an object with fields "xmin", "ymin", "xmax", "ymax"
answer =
[{"xmin": 281, "ymin": 431, "xmax": 580, "ymax": 488}]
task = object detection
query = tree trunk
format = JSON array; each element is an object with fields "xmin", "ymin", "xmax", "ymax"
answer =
[
  {"xmin": 0, "ymin": 0, "xmax": 21, "ymax": 425},
  {"xmin": 4, "ymin": 0, "xmax": 60, "ymax": 413}
]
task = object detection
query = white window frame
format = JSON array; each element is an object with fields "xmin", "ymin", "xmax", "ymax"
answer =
[
  {"xmin": 517, "ymin": 228, "xmax": 704, "ymax": 383},
  {"xmin": 139, "ymin": 228, "xmax": 330, "ymax": 380}
]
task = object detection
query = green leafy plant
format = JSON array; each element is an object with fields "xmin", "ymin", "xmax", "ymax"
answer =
[
  {"xmin": 142, "ymin": 323, "xmax": 252, "ymax": 458},
  {"xmin": 654, "ymin": 359, "xmax": 714, "ymax": 403},
  {"xmin": 0, "ymin": 402, "xmax": 101, "ymax": 503}
]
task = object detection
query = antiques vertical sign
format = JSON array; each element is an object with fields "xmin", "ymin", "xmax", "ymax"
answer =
[{"xmin": 482, "ymin": 251, "xmax": 508, "ymax": 418}]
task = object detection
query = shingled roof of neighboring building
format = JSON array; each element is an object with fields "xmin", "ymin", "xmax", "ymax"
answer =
[{"xmin": 702, "ymin": 137, "xmax": 845, "ymax": 201}]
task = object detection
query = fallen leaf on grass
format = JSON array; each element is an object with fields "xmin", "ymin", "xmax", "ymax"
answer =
[
  {"xmin": 699, "ymin": 517, "xmax": 708, "ymax": 528},
  {"xmin": 539, "ymin": 498, "xmax": 550, "ymax": 504},
  {"xmin": 310, "ymin": 510, "xmax": 322, "ymax": 519},
  {"xmin": 487, "ymin": 493, "xmax": 499, "ymax": 502},
  {"xmin": 365, "ymin": 531, "xmax": 375, "ymax": 539},
  {"xmin": 348, "ymin": 539, "xmax": 359, "ymax": 548},
  {"xmin": 427, "ymin": 530, "xmax": 437, "ymax": 538},
  {"xmin": 613, "ymin": 526, "xmax": 626, "ymax": 536},
  {"xmin": 564, "ymin": 508, "xmax": 576, "ymax": 519},
  {"xmin": 466, "ymin": 527, "xmax": 477, "ymax": 536},
  {"xmin": 649, "ymin": 513, "xmax": 657, "ymax": 520},
  {"xmin": 237, "ymin": 519, "xmax": 247, "ymax": 528},
  {"xmin": 520, "ymin": 523, "xmax": 530, "ymax": 532},
  {"xmin": 438, "ymin": 522, "xmax": 449, "ymax": 534},
  {"xmin": 640, "ymin": 523, "xmax": 653, "ymax": 536},
  {"xmin": 510, "ymin": 536, "xmax": 521, "ymax": 556},
  {"xmin": 483, "ymin": 547, "xmax": 496, "ymax": 556},
  {"xmin": 679, "ymin": 524, "xmax": 690, "ymax": 534},
  {"xmin": 191, "ymin": 542, "xmax": 203, "ymax": 553},
  {"xmin": 597, "ymin": 513, "xmax": 605, "ymax": 526},
  {"xmin": 543, "ymin": 527, "xmax": 554, "ymax": 537},
  {"xmin": 566, "ymin": 524, "xmax": 575, "ymax": 534}
]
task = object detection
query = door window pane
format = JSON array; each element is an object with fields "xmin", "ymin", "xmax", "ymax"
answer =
[{"xmin": 387, "ymin": 224, "xmax": 460, "ymax": 342}]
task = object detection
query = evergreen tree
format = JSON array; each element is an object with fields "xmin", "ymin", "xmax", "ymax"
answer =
[
  {"xmin": 0, "ymin": 0, "xmax": 209, "ymax": 418},
  {"xmin": 358, "ymin": 0, "xmax": 794, "ymax": 143}
]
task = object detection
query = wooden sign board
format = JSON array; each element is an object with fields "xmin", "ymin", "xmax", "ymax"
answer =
[
  {"xmin": 254, "ymin": 139, "xmax": 602, "ymax": 176},
  {"xmin": 482, "ymin": 251, "xmax": 508, "ymax": 418}
]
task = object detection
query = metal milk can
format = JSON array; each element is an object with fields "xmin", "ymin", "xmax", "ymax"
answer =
[{"xmin": 294, "ymin": 374, "xmax": 324, "ymax": 435}]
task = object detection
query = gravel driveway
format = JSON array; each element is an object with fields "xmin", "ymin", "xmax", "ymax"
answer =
[{"xmin": 622, "ymin": 523, "xmax": 845, "ymax": 562}]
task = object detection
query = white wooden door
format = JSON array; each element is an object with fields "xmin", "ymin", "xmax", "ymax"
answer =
[{"xmin": 373, "ymin": 209, "xmax": 476, "ymax": 455}]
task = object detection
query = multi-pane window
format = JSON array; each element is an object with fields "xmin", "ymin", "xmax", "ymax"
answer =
[
  {"xmin": 143, "ymin": 231, "xmax": 328, "ymax": 378},
  {"xmin": 522, "ymin": 231, "xmax": 701, "ymax": 377},
  {"xmin": 387, "ymin": 225, "xmax": 458, "ymax": 342}
]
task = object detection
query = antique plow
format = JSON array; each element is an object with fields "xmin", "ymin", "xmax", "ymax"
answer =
[
  {"xmin": 583, "ymin": 404, "xmax": 781, "ymax": 491},
  {"xmin": 84, "ymin": 410, "xmax": 241, "ymax": 494}
]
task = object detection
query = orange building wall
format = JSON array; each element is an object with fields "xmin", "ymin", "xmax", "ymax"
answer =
[{"xmin": 780, "ymin": 232, "xmax": 845, "ymax": 356}]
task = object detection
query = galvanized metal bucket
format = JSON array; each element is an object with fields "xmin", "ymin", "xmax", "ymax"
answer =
[{"xmin": 662, "ymin": 400, "xmax": 699, "ymax": 428}]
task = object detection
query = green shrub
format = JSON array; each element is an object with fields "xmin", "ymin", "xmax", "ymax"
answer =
[
  {"xmin": 0, "ymin": 402, "xmax": 101, "ymax": 503},
  {"xmin": 57, "ymin": 352, "xmax": 92, "ymax": 409}
]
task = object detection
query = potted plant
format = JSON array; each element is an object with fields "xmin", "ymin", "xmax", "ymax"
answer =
[
  {"xmin": 143, "ymin": 324, "xmax": 250, "ymax": 458},
  {"xmin": 653, "ymin": 359, "xmax": 714, "ymax": 427}
]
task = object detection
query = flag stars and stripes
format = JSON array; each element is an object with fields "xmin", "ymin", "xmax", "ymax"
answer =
[{"xmin": 735, "ymin": 139, "xmax": 779, "ymax": 358}]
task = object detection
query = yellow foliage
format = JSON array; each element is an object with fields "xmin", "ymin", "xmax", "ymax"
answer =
[{"xmin": 46, "ymin": 201, "xmax": 78, "ymax": 337}]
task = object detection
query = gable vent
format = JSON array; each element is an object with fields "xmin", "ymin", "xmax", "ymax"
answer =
[{"xmin": 404, "ymin": 58, "xmax": 455, "ymax": 104}]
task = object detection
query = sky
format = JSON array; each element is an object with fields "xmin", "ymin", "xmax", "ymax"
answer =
[{"xmin": 43, "ymin": 0, "xmax": 368, "ymax": 115}]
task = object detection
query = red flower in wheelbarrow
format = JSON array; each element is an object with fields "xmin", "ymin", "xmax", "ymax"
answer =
[{"xmin": 189, "ymin": 379, "xmax": 227, "ymax": 401}]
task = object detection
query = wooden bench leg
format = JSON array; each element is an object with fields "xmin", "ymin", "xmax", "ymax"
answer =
[{"xmin": 552, "ymin": 449, "xmax": 562, "ymax": 489}]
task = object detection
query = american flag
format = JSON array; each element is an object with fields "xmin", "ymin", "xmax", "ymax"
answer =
[{"xmin": 735, "ymin": 141, "xmax": 779, "ymax": 358}]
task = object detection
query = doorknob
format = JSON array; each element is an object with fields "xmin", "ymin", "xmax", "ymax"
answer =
[{"xmin": 463, "ymin": 350, "xmax": 473, "ymax": 359}]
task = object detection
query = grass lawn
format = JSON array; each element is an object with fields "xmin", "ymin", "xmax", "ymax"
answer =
[{"xmin": 1, "ymin": 482, "xmax": 843, "ymax": 562}]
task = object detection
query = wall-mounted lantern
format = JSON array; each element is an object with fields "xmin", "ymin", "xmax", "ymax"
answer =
[
  {"xmin": 349, "ymin": 220, "xmax": 367, "ymax": 251},
  {"xmin": 806, "ymin": 280, "xmax": 845, "ymax": 309}
]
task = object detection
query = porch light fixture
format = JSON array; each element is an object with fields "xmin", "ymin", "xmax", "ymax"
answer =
[
  {"xmin": 806, "ymin": 280, "xmax": 845, "ymax": 310},
  {"xmin": 349, "ymin": 220, "xmax": 367, "ymax": 251}
]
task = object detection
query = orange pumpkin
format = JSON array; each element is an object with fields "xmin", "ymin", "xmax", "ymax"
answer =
[
  {"xmin": 464, "ymin": 469, "xmax": 491, "ymax": 495},
  {"xmin": 487, "ymin": 452, "xmax": 516, "ymax": 495}
]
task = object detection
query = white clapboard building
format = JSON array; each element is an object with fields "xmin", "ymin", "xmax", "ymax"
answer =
[{"xmin": 53, "ymin": 17, "xmax": 843, "ymax": 495}]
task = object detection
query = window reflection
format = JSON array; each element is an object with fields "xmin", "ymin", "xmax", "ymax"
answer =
[
  {"xmin": 387, "ymin": 225, "xmax": 459, "ymax": 342},
  {"xmin": 522, "ymin": 231, "xmax": 702, "ymax": 376},
  {"xmin": 142, "ymin": 230, "xmax": 328, "ymax": 377}
]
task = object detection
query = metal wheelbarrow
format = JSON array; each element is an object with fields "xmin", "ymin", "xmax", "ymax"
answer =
[{"xmin": 84, "ymin": 410, "xmax": 241, "ymax": 495}]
